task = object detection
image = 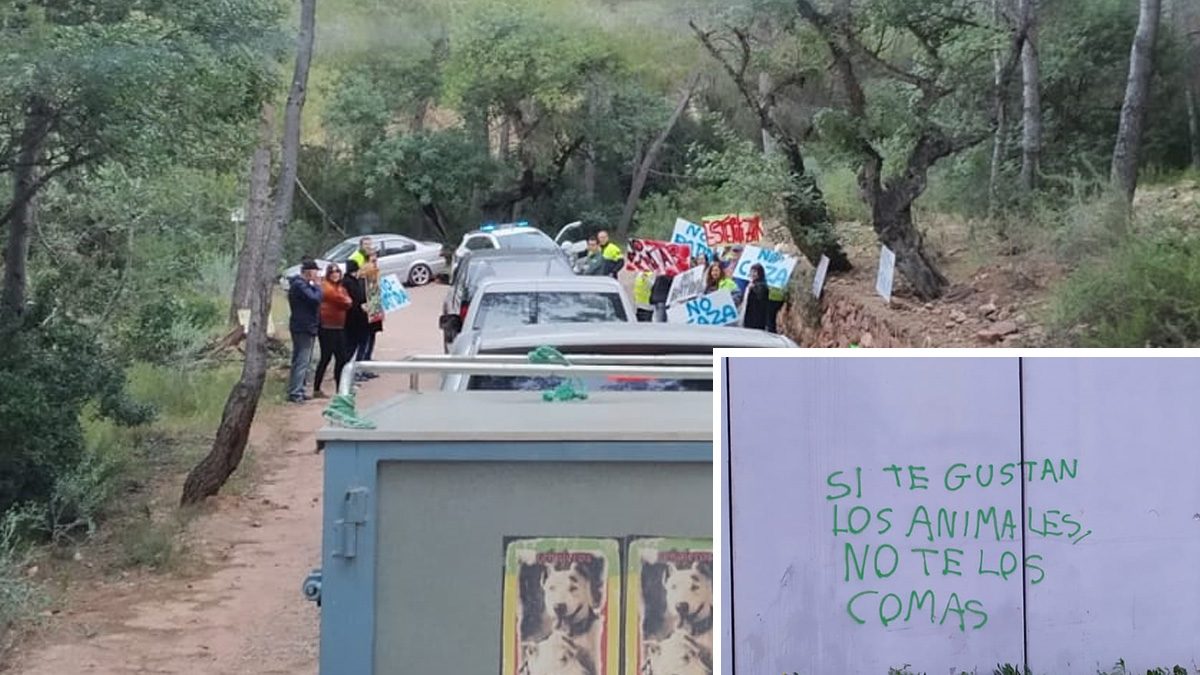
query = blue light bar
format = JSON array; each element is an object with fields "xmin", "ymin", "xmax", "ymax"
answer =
[{"xmin": 516, "ymin": 221, "xmax": 529, "ymax": 227}]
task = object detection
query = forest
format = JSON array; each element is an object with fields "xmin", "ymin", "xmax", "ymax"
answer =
[{"xmin": 1, "ymin": 0, "xmax": 1199, "ymax": 652}]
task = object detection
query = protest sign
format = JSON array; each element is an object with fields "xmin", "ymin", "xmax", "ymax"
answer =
[
  {"xmin": 665, "ymin": 265, "xmax": 706, "ymax": 306},
  {"xmin": 667, "ymin": 288, "xmax": 739, "ymax": 326},
  {"xmin": 875, "ymin": 245, "xmax": 896, "ymax": 303},
  {"xmin": 625, "ymin": 239, "xmax": 690, "ymax": 275},
  {"xmin": 702, "ymin": 213, "xmax": 764, "ymax": 247},
  {"xmin": 379, "ymin": 274, "xmax": 411, "ymax": 313},
  {"xmin": 733, "ymin": 245, "xmax": 798, "ymax": 289},
  {"xmin": 812, "ymin": 254, "xmax": 831, "ymax": 299},
  {"xmin": 670, "ymin": 218, "xmax": 714, "ymax": 261}
]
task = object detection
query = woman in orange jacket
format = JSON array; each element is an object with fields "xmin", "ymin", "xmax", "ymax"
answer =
[{"xmin": 313, "ymin": 264, "xmax": 353, "ymax": 397}]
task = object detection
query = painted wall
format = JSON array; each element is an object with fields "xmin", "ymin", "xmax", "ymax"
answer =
[{"xmin": 723, "ymin": 357, "xmax": 1200, "ymax": 675}]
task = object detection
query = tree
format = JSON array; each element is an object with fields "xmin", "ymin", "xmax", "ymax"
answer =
[
  {"xmin": 1111, "ymin": 0, "xmax": 1164, "ymax": 202},
  {"xmin": 796, "ymin": 0, "xmax": 1024, "ymax": 300},
  {"xmin": 229, "ymin": 104, "xmax": 277, "ymax": 328},
  {"xmin": 1020, "ymin": 0, "xmax": 1043, "ymax": 192},
  {"xmin": 690, "ymin": 17, "xmax": 853, "ymax": 271},
  {"xmin": 181, "ymin": 0, "xmax": 318, "ymax": 506}
]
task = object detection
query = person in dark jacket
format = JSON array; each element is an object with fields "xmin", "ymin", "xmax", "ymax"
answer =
[
  {"xmin": 287, "ymin": 259, "xmax": 324, "ymax": 403},
  {"xmin": 649, "ymin": 271, "xmax": 674, "ymax": 322},
  {"xmin": 740, "ymin": 263, "xmax": 771, "ymax": 330},
  {"xmin": 342, "ymin": 259, "xmax": 370, "ymax": 382}
]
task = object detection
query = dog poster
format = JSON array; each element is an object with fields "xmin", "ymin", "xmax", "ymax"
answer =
[
  {"xmin": 624, "ymin": 537, "xmax": 714, "ymax": 675},
  {"xmin": 501, "ymin": 537, "xmax": 621, "ymax": 675}
]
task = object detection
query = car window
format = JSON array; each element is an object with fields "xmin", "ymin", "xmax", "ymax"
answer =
[
  {"xmin": 381, "ymin": 239, "xmax": 415, "ymax": 256},
  {"xmin": 495, "ymin": 231, "xmax": 555, "ymax": 249},
  {"xmin": 465, "ymin": 236, "xmax": 494, "ymax": 251},
  {"xmin": 322, "ymin": 241, "xmax": 357, "ymax": 261},
  {"xmin": 471, "ymin": 292, "xmax": 627, "ymax": 330}
]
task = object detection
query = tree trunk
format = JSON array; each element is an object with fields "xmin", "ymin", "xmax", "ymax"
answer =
[
  {"xmin": 1175, "ymin": 0, "xmax": 1200, "ymax": 168},
  {"xmin": 617, "ymin": 72, "xmax": 702, "ymax": 239},
  {"xmin": 873, "ymin": 200, "xmax": 948, "ymax": 300},
  {"xmin": 1189, "ymin": 86, "xmax": 1200, "ymax": 168},
  {"xmin": 1, "ymin": 96, "xmax": 53, "ymax": 319},
  {"xmin": 181, "ymin": 0, "xmax": 318, "ymax": 506},
  {"xmin": 228, "ymin": 103, "xmax": 276, "ymax": 327},
  {"xmin": 1111, "ymin": 0, "xmax": 1163, "ymax": 202},
  {"xmin": 758, "ymin": 72, "xmax": 776, "ymax": 156},
  {"xmin": 583, "ymin": 88, "xmax": 597, "ymax": 201},
  {"xmin": 1019, "ymin": 0, "xmax": 1042, "ymax": 192},
  {"xmin": 989, "ymin": 0, "xmax": 1011, "ymax": 215},
  {"xmin": 498, "ymin": 114, "xmax": 510, "ymax": 161}
]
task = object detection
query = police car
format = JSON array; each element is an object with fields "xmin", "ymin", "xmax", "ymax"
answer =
[{"xmin": 450, "ymin": 221, "xmax": 586, "ymax": 279}]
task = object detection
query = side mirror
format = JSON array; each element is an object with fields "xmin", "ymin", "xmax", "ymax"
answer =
[{"xmin": 439, "ymin": 314, "xmax": 463, "ymax": 332}]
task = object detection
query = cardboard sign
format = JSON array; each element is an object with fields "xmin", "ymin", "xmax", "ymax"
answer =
[
  {"xmin": 624, "ymin": 537, "xmax": 714, "ymax": 675},
  {"xmin": 625, "ymin": 239, "xmax": 690, "ymax": 275},
  {"xmin": 670, "ymin": 218, "xmax": 714, "ymax": 262},
  {"xmin": 665, "ymin": 265, "xmax": 706, "ymax": 306},
  {"xmin": 813, "ymin": 254, "xmax": 831, "ymax": 299},
  {"xmin": 702, "ymin": 213, "xmax": 764, "ymax": 247},
  {"xmin": 875, "ymin": 245, "xmax": 896, "ymax": 303},
  {"xmin": 667, "ymin": 288, "xmax": 740, "ymax": 325},
  {"xmin": 501, "ymin": 537, "xmax": 621, "ymax": 675},
  {"xmin": 732, "ymin": 245, "xmax": 798, "ymax": 289},
  {"xmin": 379, "ymin": 274, "xmax": 411, "ymax": 312}
]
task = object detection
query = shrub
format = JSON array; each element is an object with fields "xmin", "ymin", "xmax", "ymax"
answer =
[{"xmin": 1047, "ymin": 233, "xmax": 1200, "ymax": 347}]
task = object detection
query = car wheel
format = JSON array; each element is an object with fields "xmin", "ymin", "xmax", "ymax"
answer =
[{"xmin": 409, "ymin": 264, "xmax": 432, "ymax": 286}]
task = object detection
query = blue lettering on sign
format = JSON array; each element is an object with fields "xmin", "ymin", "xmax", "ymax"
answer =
[
  {"xmin": 758, "ymin": 249, "xmax": 783, "ymax": 264},
  {"xmin": 683, "ymin": 296, "xmax": 738, "ymax": 325}
]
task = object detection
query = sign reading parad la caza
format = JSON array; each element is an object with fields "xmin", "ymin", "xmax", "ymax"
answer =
[
  {"xmin": 733, "ymin": 245, "xmax": 798, "ymax": 289},
  {"xmin": 702, "ymin": 213, "xmax": 764, "ymax": 247},
  {"xmin": 665, "ymin": 265, "xmax": 706, "ymax": 306},
  {"xmin": 625, "ymin": 238, "xmax": 690, "ymax": 276},
  {"xmin": 670, "ymin": 218, "xmax": 714, "ymax": 262},
  {"xmin": 667, "ymin": 289, "xmax": 739, "ymax": 326}
]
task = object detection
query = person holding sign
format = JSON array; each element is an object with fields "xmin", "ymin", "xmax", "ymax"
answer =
[{"xmin": 739, "ymin": 263, "xmax": 771, "ymax": 331}]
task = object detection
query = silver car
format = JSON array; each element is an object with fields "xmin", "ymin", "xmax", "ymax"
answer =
[
  {"xmin": 280, "ymin": 234, "xmax": 447, "ymax": 287},
  {"xmin": 440, "ymin": 322, "xmax": 798, "ymax": 391}
]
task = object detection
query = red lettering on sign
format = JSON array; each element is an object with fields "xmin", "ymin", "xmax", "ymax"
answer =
[{"xmin": 703, "ymin": 213, "xmax": 763, "ymax": 247}]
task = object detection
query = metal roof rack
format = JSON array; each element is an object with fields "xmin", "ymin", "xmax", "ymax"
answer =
[{"xmin": 337, "ymin": 354, "xmax": 714, "ymax": 396}]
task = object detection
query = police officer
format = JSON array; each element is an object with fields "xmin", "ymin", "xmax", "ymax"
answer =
[
  {"xmin": 633, "ymin": 270, "xmax": 655, "ymax": 322},
  {"xmin": 596, "ymin": 230, "xmax": 624, "ymax": 278}
]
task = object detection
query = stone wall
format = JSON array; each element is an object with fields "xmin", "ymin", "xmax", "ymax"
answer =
[{"xmin": 778, "ymin": 286, "xmax": 917, "ymax": 348}]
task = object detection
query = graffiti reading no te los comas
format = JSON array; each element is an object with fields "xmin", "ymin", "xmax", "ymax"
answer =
[{"xmin": 823, "ymin": 459, "xmax": 1091, "ymax": 633}]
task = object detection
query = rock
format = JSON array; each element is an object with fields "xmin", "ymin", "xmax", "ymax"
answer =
[
  {"xmin": 978, "ymin": 302, "xmax": 998, "ymax": 317},
  {"xmin": 976, "ymin": 320, "xmax": 1020, "ymax": 344},
  {"xmin": 976, "ymin": 329, "xmax": 1004, "ymax": 344},
  {"xmin": 993, "ymin": 320, "xmax": 1019, "ymax": 336},
  {"xmin": 945, "ymin": 321, "xmax": 957, "ymax": 329},
  {"xmin": 950, "ymin": 309, "xmax": 968, "ymax": 323},
  {"xmin": 251, "ymin": 520, "xmax": 262, "ymax": 528},
  {"xmin": 1015, "ymin": 313, "xmax": 1028, "ymax": 324},
  {"xmin": 932, "ymin": 307, "xmax": 942, "ymax": 315},
  {"xmin": 923, "ymin": 303, "xmax": 934, "ymax": 311},
  {"xmin": 73, "ymin": 551, "xmax": 83, "ymax": 562},
  {"xmin": 26, "ymin": 565, "xmax": 38, "ymax": 578},
  {"xmin": 860, "ymin": 332, "xmax": 875, "ymax": 348}
]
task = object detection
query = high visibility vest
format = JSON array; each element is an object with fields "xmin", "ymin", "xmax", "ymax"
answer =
[
  {"xmin": 350, "ymin": 249, "xmax": 367, "ymax": 267},
  {"xmin": 601, "ymin": 242, "xmax": 622, "ymax": 262},
  {"xmin": 717, "ymin": 277, "xmax": 737, "ymax": 291},
  {"xmin": 769, "ymin": 285, "xmax": 786, "ymax": 302},
  {"xmin": 633, "ymin": 272, "xmax": 653, "ymax": 308}
]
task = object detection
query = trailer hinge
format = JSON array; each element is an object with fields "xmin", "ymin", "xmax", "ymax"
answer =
[
  {"xmin": 302, "ymin": 568, "xmax": 322, "ymax": 606},
  {"xmin": 332, "ymin": 487, "xmax": 369, "ymax": 560}
]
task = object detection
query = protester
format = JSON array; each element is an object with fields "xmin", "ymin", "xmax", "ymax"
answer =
[
  {"xmin": 597, "ymin": 230, "xmax": 624, "ymax": 278},
  {"xmin": 341, "ymin": 259, "xmax": 370, "ymax": 383},
  {"xmin": 360, "ymin": 251, "xmax": 384, "ymax": 375},
  {"xmin": 704, "ymin": 261, "xmax": 736, "ymax": 294},
  {"xmin": 649, "ymin": 270, "xmax": 674, "ymax": 323},
  {"xmin": 286, "ymin": 259, "xmax": 323, "ymax": 403},
  {"xmin": 740, "ymin": 263, "xmax": 771, "ymax": 330},
  {"xmin": 313, "ymin": 264, "xmax": 352, "ymax": 398},
  {"xmin": 633, "ymin": 270, "xmax": 655, "ymax": 322}
]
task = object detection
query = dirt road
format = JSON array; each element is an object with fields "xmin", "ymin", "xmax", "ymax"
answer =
[{"xmin": 5, "ymin": 284, "xmax": 447, "ymax": 675}]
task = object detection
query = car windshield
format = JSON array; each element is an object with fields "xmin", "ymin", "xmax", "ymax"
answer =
[
  {"xmin": 494, "ymin": 231, "xmax": 555, "ymax": 249},
  {"xmin": 462, "ymin": 259, "xmax": 572, "ymax": 300},
  {"xmin": 464, "ymin": 344, "xmax": 716, "ymax": 391},
  {"xmin": 322, "ymin": 241, "xmax": 358, "ymax": 261},
  {"xmin": 471, "ymin": 292, "xmax": 627, "ymax": 329}
]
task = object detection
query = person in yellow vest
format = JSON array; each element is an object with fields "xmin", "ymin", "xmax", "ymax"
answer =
[
  {"xmin": 633, "ymin": 270, "xmax": 655, "ymax": 322},
  {"xmin": 348, "ymin": 236, "xmax": 374, "ymax": 268},
  {"xmin": 596, "ymin": 230, "xmax": 624, "ymax": 278}
]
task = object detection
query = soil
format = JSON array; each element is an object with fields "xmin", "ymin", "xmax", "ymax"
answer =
[{"xmin": 1, "ymin": 283, "xmax": 447, "ymax": 675}]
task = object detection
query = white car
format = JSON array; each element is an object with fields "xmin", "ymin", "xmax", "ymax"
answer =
[
  {"xmin": 448, "ymin": 276, "xmax": 636, "ymax": 352},
  {"xmin": 450, "ymin": 221, "xmax": 587, "ymax": 278},
  {"xmin": 280, "ymin": 233, "xmax": 447, "ymax": 288}
]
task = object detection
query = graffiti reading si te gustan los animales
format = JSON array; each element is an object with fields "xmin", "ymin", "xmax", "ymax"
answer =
[{"xmin": 823, "ymin": 459, "xmax": 1090, "ymax": 633}]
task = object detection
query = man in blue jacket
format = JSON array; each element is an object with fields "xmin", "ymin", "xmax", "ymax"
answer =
[{"xmin": 287, "ymin": 259, "xmax": 324, "ymax": 403}]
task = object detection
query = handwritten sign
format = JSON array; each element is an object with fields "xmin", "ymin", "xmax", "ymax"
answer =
[
  {"xmin": 625, "ymin": 238, "xmax": 690, "ymax": 275},
  {"xmin": 667, "ymin": 288, "xmax": 739, "ymax": 325},
  {"xmin": 825, "ymin": 458, "xmax": 1088, "ymax": 632},
  {"xmin": 379, "ymin": 274, "xmax": 411, "ymax": 313},
  {"xmin": 670, "ymin": 218, "xmax": 714, "ymax": 262},
  {"xmin": 733, "ymin": 245, "xmax": 798, "ymax": 289},
  {"xmin": 876, "ymin": 245, "xmax": 896, "ymax": 303},
  {"xmin": 665, "ymin": 265, "xmax": 706, "ymax": 306},
  {"xmin": 813, "ymin": 254, "xmax": 830, "ymax": 299},
  {"xmin": 702, "ymin": 213, "xmax": 764, "ymax": 247}
]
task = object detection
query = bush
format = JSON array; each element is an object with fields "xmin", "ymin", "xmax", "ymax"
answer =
[
  {"xmin": 1046, "ymin": 233, "xmax": 1200, "ymax": 347},
  {"xmin": 115, "ymin": 293, "xmax": 223, "ymax": 366},
  {"xmin": 0, "ymin": 504, "xmax": 47, "ymax": 633}
]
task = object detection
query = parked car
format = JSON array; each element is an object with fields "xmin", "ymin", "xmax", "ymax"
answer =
[
  {"xmin": 438, "ymin": 249, "xmax": 576, "ymax": 350},
  {"xmin": 450, "ymin": 221, "xmax": 580, "ymax": 278},
  {"xmin": 440, "ymin": 322, "xmax": 798, "ymax": 391},
  {"xmin": 280, "ymin": 233, "xmax": 447, "ymax": 288},
  {"xmin": 446, "ymin": 276, "xmax": 635, "ymax": 352}
]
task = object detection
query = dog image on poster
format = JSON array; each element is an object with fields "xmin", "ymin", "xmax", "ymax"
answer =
[
  {"xmin": 625, "ymin": 537, "xmax": 713, "ymax": 675},
  {"xmin": 501, "ymin": 537, "xmax": 621, "ymax": 675}
]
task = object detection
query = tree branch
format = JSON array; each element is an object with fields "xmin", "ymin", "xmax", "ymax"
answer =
[{"xmin": 0, "ymin": 151, "xmax": 103, "ymax": 228}]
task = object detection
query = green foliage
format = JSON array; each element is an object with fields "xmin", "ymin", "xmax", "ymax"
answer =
[
  {"xmin": 1047, "ymin": 231, "xmax": 1200, "ymax": 347},
  {"xmin": 0, "ymin": 503, "xmax": 48, "ymax": 633}
]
